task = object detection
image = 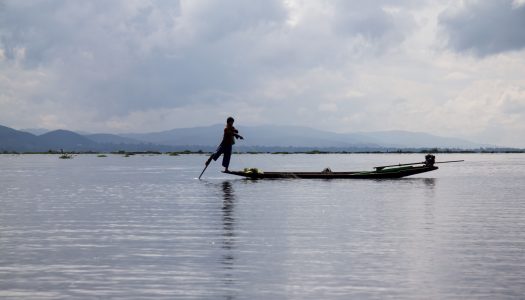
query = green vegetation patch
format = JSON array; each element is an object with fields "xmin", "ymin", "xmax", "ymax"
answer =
[{"xmin": 243, "ymin": 168, "xmax": 263, "ymax": 174}]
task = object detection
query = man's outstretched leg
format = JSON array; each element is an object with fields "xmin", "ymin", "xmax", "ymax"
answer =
[{"xmin": 206, "ymin": 145, "xmax": 224, "ymax": 166}]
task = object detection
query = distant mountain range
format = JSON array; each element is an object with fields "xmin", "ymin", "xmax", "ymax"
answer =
[
  {"xmin": 0, "ymin": 123, "xmax": 503, "ymax": 153},
  {"xmin": 121, "ymin": 124, "xmax": 489, "ymax": 149},
  {"xmin": 0, "ymin": 125, "xmax": 163, "ymax": 152}
]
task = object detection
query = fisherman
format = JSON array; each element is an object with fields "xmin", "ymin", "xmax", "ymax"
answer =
[{"xmin": 205, "ymin": 117, "xmax": 244, "ymax": 172}]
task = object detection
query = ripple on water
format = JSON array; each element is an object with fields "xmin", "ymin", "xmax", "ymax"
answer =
[{"xmin": 0, "ymin": 154, "xmax": 524, "ymax": 299}]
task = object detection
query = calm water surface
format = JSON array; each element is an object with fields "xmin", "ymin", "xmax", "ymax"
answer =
[{"xmin": 1, "ymin": 154, "xmax": 524, "ymax": 299}]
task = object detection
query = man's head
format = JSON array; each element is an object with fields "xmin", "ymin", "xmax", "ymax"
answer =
[{"xmin": 227, "ymin": 117, "xmax": 234, "ymax": 125}]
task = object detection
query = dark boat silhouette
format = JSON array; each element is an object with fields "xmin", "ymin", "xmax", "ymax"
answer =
[{"xmin": 223, "ymin": 155, "xmax": 462, "ymax": 179}]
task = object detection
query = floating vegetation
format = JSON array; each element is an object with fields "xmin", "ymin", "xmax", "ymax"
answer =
[
  {"xmin": 97, "ymin": 154, "xmax": 107, "ymax": 157},
  {"xmin": 168, "ymin": 152, "xmax": 179, "ymax": 156},
  {"xmin": 59, "ymin": 154, "xmax": 73, "ymax": 159},
  {"xmin": 243, "ymin": 167, "xmax": 263, "ymax": 174},
  {"xmin": 321, "ymin": 167, "xmax": 332, "ymax": 173},
  {"xmin": 305, "ymin": 150, "xmax": 327, "ymax": 154}
]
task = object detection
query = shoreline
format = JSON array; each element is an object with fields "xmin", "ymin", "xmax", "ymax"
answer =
[{"xmin": 1, "ymin": 149, "xmax": 524, "ymax": 155}]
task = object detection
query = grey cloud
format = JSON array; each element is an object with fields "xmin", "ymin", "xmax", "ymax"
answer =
[
  {"xmin": 331, "ymin": 0, "xmax": 422, "ymax": 45},
  {"xmin": 333, "ymin": 2, "xmax": 395, "ymax": 39},
  {"xmin": 183, "ymin": 0, "xmax": 287, "ymax": 42},
  {"xmin": 1, "ymin": 0, "xmax": 398, "ymax": 120},
  {"xmin": 0, "ymin": 0, "xmax": 290, "ymax": 117},
  {"xmin": 439, "ymin": 0, "xmax": 525, "ymax": 56}
]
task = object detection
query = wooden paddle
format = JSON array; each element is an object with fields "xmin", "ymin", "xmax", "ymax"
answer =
[
  {"xmin": 374, "ymin": 159, "xmax": 464, "ymax": 171},
  {"xmin": 198, "ymin": 154, "xmax": 214, "ymax": 179}
]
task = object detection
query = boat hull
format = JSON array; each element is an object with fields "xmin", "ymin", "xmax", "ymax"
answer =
[{"xmin": 224, "ymin": 165, "xmax": 438, "ymax": 179}]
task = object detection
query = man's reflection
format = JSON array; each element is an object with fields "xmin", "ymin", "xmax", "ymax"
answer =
[
  {"xmin": 221, "ymin": 181, "xmax": 236, "ymax": 257},
  {"xmin": 220, "ymin": 181, "xmax": 236, "ymax": 299}
]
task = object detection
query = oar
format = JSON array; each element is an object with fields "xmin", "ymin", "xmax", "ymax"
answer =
[
  {"xmin": 375, "ymin": 160, "xmax": 464, "ymax": 170},
  {"xmin": 198, "ymin": 154, "xmax": 214, "ymax": 179}
]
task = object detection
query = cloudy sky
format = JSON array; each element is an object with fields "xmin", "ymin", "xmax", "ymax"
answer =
[{"xmin": 1, "ymin": 0, "xmax": 524, "ymax": 147}]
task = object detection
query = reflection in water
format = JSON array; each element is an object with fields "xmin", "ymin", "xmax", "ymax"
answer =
[
  {"xmin": 2, "ymin": 154, "xmax": 525, "ymax": 299},
  {"xmin": 221, "ymin": 181, "xmax": 236, "ymax": 299},
  {"xmin": 423, "ymin": 178, "xmax": 436, "ymax": 187},
  {"xmin": 420, "ymin": 178, "xmax": 436, "ymax": 202},
  {"xmin": 422, "ymin": 178, "xmax": 436, "ymax": 230},
  {"xmin": 222, "ymin": 181, "xmax": 236, "ymax": 252},
  {"xmin": 400, "ymin": 178, "xmax": 437, "ymax": 195}
]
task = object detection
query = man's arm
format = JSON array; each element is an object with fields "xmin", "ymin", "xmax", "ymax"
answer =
[{"xmin": 233, "ymin": 127, "xmax": 243, "ymax": 139}]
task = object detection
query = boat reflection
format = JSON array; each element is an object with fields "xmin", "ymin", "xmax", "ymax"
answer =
[{"xmin": 422, "ymin": 177, "xmax": 436, "ymax": 187}]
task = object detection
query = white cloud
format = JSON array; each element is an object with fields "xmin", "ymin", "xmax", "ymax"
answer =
[
  {"xmin": 318, "ymin": 103, "xmax": 338, "ymax": 112},
  {"xmin": 0, "ymin": 0, "xmax": 524, "ymax": 147},
  {"xmin": 513, "ymin": 0, "xmax": 525, "ymax": 8}
]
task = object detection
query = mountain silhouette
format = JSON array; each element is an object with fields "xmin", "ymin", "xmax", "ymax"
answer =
[
  {"xmin": 0, "ymin": 125, "xmax": 41, "ymax": 151},
  {"xmin": 120, "ymin": 124, "xmax": 485, "ymax": 149},
  {"xmin": 0, "ymin": 123, "xmax": 497, "ymax": 152},
  {"xmin": 85, "ymin": 134, "xmax": 142, "ymax": 145},
  {"xmin": 38, "ymin": 130, "xmax": 99, "ymax": 150}
]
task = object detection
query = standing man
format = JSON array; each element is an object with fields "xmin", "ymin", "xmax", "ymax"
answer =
[{"xmin": 206, "ymin": 117, "xmax": 243, "ymax": 172}]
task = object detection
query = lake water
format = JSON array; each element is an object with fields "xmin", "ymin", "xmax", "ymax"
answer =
[{"xmin": 1, "ymin": 153, "xmax": 524, "ymax": 299}]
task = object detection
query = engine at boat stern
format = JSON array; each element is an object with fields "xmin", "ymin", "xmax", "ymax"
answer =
[{"xmin": 425, "ymin": 154, "xmax": 436, "ymax": 166}]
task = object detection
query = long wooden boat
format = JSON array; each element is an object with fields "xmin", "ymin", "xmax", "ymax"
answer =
[{"xmin": 224, "ymin": 165, "xmax": 439, "ymax": 179}]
